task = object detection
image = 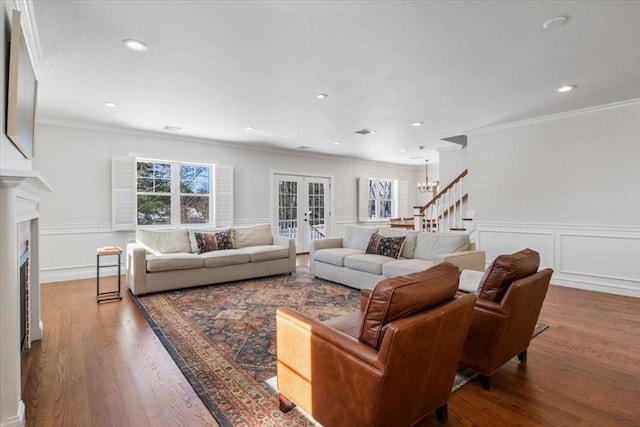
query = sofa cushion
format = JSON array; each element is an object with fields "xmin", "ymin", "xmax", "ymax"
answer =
[
  {"xmin": 241, "ymin": 245, "xmax": 289, "ymax": 262},
  {"xmin": 382, "ymin": 258, "xmax": 435, "ymax": 277},
  {"xmin": 315, "ymin": 248, "xmax": 364, "ymax": 267},
  {"xmin": 201, "ymin": 249, "xmax": 251, "ymax": 268},
  {"xmin": 413, "ymin": 232, "xmax": 469, "ymax": 261},
  {"xmin": 233, "ymin": 224, "xmax": 273, "ymax": 248},
  {"xmin": 137, "ymin": 229, "xmax": 191, "ymax": 254},
  {"xmin": 377, "ymin": 228, "xmax": 419, "ymax": 259},
  {"xmin": 344, "ymin": 254, "xmax": 394, "ymax": 275},
  {"xmin": 458, "ymin": 269, "xmax": 485, "ymax": 293},
  {"xmin": 343, "ymin": 226, "xmax": 378, "ymax": 250},
  {"xmin": 146, "ymin": 253, "xmax": 204, "ymax": 272},
  {"xmin": 359, "ymin": 262, "xmax": 460, "ymax": 350},
  {"xmin": 476, "ymin": 248, "xmax": 540, "ymax": 301}
]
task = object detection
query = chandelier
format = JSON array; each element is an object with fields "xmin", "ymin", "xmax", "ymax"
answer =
[{"xmin": 417, "ymin": 159, "xmax": 439, "ymax": 194}]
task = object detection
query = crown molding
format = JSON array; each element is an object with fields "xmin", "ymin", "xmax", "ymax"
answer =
[
  {"xmin": 468, "ymin": 99, "xmax": 640, "ymax": 135},
  {"xmin": 12, "ymin": 0, "xmax": 42, "ymax": 75}
]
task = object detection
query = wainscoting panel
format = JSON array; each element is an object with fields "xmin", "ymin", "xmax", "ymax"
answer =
[{"xmin": 476, "ymin": 222, "xmax": 640, "ymax": 297}]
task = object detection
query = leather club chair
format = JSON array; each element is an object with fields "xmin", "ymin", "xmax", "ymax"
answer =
[
  {"xmin": 459, "ymin": 248, "xmax": 553, "ymax": 390},
  {"xmin": 276, "ymin": 262, "xmax": 477, "ymax": 426}
]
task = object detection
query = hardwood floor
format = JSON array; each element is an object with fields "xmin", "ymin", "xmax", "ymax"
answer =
[{"xmin": 22, "ymin": 256, "xmax": 639, "ymax": 426}]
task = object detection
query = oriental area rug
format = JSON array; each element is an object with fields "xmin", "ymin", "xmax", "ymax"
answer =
[{"xmin": 132, "ymin": 267, "xmax": 548, "ymax": 427}]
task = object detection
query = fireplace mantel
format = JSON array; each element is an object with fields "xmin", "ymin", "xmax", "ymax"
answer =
[{"xmin": 0, "ymin": 169, "xmax": 51, "ymax": 427}]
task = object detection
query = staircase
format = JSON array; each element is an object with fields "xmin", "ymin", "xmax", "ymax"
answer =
[{"xmin": 414, "ymin": 169, "xmax": 473, "ymax": 233}]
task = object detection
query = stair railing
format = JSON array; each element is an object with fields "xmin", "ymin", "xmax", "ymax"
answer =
[{"xmin": 414, "ymin": 169, "xmax": 469, "ymax": 232}]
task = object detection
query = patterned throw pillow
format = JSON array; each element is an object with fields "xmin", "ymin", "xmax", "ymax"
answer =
[
  {"xmin": 376, "ymin": 236, "xmax": 406, "ymax": 259},
  {"xmin": 365, "ymin": 233, "xmax": 383, "ymax": 254},
  {"xmin": 194, "ymin": 232, "xmax": 218, "ymax": 254},
  {"xmin": 365, "ymin": 233, "xmax": 406, "ymax": 259},
  {"xmin": 214, "ymin": 230, "xmax": 234, "ymax": 250}
]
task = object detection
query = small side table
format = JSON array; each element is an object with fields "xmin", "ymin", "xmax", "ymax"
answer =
[{"xmin": 96, "ymin": 246, "xmax": 123, "ymax": 303}]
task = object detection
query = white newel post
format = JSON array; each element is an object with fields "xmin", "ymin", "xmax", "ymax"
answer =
[{"xmin": 0, "ymin": 170, "xmax": 51, "ymax": 427}]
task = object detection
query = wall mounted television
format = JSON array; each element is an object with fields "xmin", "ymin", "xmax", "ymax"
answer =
[{"xmin": 6, "ymin": 9, "xmax": 37, "ymax": 159}]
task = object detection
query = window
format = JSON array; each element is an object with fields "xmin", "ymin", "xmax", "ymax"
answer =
[
  {"xmin": 358, "ymin": 177, "xmax": 408, "ymax": 222},
  {"xmin": 136, "ymin": 160, "xmax": 211, "ymax": 226},
  {"xmin": 368, "ymin": 178, "xmax": 395, "ymax": 220}
]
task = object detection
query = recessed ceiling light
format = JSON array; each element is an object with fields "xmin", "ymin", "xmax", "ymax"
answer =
[
  {"xmin": 317, "ymin": 93, "xmax": 328, "ymax": 99},
  {"xmin": 557, "ymin": 84, "xmax": 577, "ymax": 93},
  {"xmin": 542, "ymin": 16, "xmax": 568, "ymax": 30},
  {"xmin": 103, "ymin": 102, "xmax": 118, "ymax": 107},
  {"xmin": 122, "ymin": 39, "xmax": 148, "ymax": 51},
  {"xmin": 333, "ymin": 141, "xmax": 341, "ymax": 145},
  {"xmin": 411, "ymin": 122, "xmax": 423, "ymax": 127},
  {"xmin": 244, "ymin": 126, "xmax": 254, "ymax": 131},
  {"xmin": 399, "ymin": 148, "xmax": 407, "ymax": 152}
]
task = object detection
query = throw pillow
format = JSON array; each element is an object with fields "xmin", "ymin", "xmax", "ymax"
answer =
[
  {"xmin": 476, "ymin": 248, "xmax": 540, "ymax": 301},
  {"xmin": 376, "ymin": 236, "xmax": 406, "ymax": 259},
  {"xmin": 365, "ymin": 233, "xmax": 383, "ymax": 254},
  {"xmin": 194, "ymin": 232, "xmax": 218, "ymax": 254},
  {"xmin": 214, "ymin": 230, "xmax": 234, "ymax": 250}
]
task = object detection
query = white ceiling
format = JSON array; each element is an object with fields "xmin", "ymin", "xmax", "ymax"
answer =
[{"xmin": 24, "ymin": 0, "xmax": 640, "ymax": 165}]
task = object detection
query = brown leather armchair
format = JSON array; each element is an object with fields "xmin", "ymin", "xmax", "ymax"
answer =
[
  {"xmin": 276, "ymin": 263, "xmax": 477, "ymax": 426},
  {"xmin": 459, "ymin": 248, "xmax": 553, "ymax": 390}
]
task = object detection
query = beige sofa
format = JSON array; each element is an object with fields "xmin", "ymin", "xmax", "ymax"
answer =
[
  {"xmin": 311, "ymin": 225, "xmax": 485, "ymax": 289},
  {"xmin": 127, "ymin": 224, "xmax": 295, "ymax": 295}
]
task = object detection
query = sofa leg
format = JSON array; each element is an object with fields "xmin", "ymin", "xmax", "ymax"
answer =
[
  {"xmin": 517, "ymin": 349, "xmax": 527, "ymax": 362},
  {"xmin": 479, "ymin": 373, "xmax": 491, "ymax": 391},
  {"xmin": 278, "ymin": 393, "xmax": 295, "ymax": 413},
  {"xmin": 435, "ymin": 403, "xmax": 448, "ymax": 423}
]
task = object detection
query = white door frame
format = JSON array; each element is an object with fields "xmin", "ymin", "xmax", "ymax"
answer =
[{"xmin": 270, "ymin": 171, "xmax": 332, "ymax": 253}]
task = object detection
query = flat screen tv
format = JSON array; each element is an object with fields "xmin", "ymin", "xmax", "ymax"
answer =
[{"xmin": 6, "ymin": 9, "xmax": 37, "ymax": 159}]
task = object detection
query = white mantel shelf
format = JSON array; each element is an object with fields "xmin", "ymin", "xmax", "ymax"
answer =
[{"xmin": 0, "ymin": 168, "xmax": 53, "ymax": 195}]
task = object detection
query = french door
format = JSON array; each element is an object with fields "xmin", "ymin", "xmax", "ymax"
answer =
[{"xmin": 274, "ymin": 174, "xmax": 330, "ymax": 253}]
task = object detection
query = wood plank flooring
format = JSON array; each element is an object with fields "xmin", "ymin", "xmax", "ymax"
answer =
[{"xmin": 22, "ymin": 256, "xmax": 640, "ymax": 426}]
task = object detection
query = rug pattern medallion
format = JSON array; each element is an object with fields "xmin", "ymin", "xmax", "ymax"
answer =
[{"xmin": 135, "ymin": 268, "xmax": 360, "ymax": 426}]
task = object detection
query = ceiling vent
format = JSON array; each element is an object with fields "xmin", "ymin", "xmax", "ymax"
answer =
[
  {"xmin": 354, "ymin": 128, "xmax": 375, "ymax": 135},
  {"xmin": 297, "ymin": 145, "xmax": 312, "ymax": 150},
  {"xmin": 163, "ymin": 125, "xmax": 182, "ymax": 131}
]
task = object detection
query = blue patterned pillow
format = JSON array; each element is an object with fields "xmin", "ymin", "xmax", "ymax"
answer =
[{"xmin": 376, "ymin": 236, "xmax": 406, "ymax": 259}]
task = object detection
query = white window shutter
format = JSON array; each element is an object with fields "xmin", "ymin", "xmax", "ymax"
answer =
[
  {"xmin": 358, "ymin": 177, "xmax": 369, "ymax": 222},
  {"xmin": 397, "ymin": 180, "xmax": 408, "ymax": 217},
  {"xmin": 112, "ymin": 155, "xmax": 136, "ymax": 230},
  {"xmin": 215, "ymin": 164, "xmax": 234, "ymax": 227}
]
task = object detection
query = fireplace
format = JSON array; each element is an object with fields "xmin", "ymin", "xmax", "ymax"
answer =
[{"xmin": 0, "ymin": 169, "xmax": 51, "ymax": 426}]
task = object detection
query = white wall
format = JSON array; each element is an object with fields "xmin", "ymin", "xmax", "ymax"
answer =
[
  {"xmin": 34, "ymin": 123, "xmax": 420, "ymax": 282},
  {"xmin": 463, "ymin": 100, "xmax": 640, "ymax": 297}
]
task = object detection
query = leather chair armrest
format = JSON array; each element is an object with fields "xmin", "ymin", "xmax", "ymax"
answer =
[
  {"xmin": 360, "ymin": 289, "xmax": 372, "ymax": 311},
  {"xmin": 434, "ymin": 250, "xmax": 486, "ymax": 272},
  {"xmin": 277, "ymin": 307, "xmax": 383, "ymax": 370}
]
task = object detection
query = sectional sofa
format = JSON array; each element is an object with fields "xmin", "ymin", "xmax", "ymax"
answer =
[
  {"xmin": 127, "ymin": 224, "xmax": 295, "ymax": 295},
  {"xmin": 311, "ymin": 225, "xmax": 485, "ymax": 289}
]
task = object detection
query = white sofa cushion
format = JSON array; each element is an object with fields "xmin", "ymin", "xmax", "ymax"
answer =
[
  {"xmin": 146, "ymin": 253, "xmax": 204, "ymax": 272},
  {"xmin": 382, "ymin": 258, "xmax": 435, "ymax": 277},
  {"xmin": 137, "ymin": 229, "xmax": 192, "ymax": 254},
  {"xmin": 343, "ymin": 226, "xmax": 378, "ymax": 250},
  {"xmin": 241, "ymin": 245, "xmax": 290, "ymax": 262},
  {"xmin": 377, "ymin": 228, "xmax": 419, "ymax": 259},
  {"xmin": 459, "ymin": 269, "xmax": 485, "ymax": 293},
  {"xmin": 315, "ymin": 248, "xmax": 364, "ymax": 267},
  {"xmin": 201, "ymin": 250, "xmax": 251, "ymax": 268},
  {"xmin": 233, "ymin": 224, "xmax": 273, "ymax": 248},
  {"xmin": 344, "ymin": 254, "xmax": 394, "ymax": 275},
  {"xmin": 413, "ymin": 232, "xmax": 469, "ymax": 261}
]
